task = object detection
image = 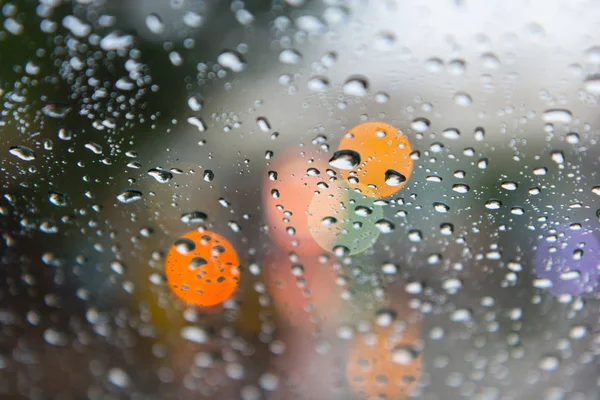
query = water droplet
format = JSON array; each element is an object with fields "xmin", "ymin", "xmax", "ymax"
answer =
[
  {"xmin": 442, "ymin": 128, "xmax": 461, "ymax": 139},
  {"xmin": 477, "ymin": 158, "xmax": 488, "ymax": 169},
  {"xmin": 485, "ymin": 199, "xmax": 502, "ymax": 210},
  {"xmin": 474, "ymin": 127, "xmax": 485, "ymax": 141},
  {"xmin": 566, "ymin": 132, "xmax": 579, "ymax": 144},
  {"xmin": 117, "ymin": 190, "xmax": 142, "ymax": 204},
  {"xmin": 551, "ymin": 151, "xmax": 564, "ymax": 164},
  {"xmin": 343, "ymin": 76, "xmax": 369, "ymax": 97},
  {"xmin": 410, "ymin": 117, "xmax": 430, "ymax": 132},
  {"xmin": 533, "ymin": 167, "xmax": 547, "ymax": 176},
  {"xmin": 375, "ymin": 92, "xmax": 389, "ymax": 103},
  {"xmin": 256, "ymin": 117, "xmax": 271, "ymax": 132},
  {"xmin": 375, "ymin": 219, "xmax": 395, "ymax": 233},
  {"xmin": 384, "ymin": 169, "xmax": 407, "ymax": 186},
  {"xmin": 175, "ymin": 238, "xmax": 196, "ymax": 255},
  {"xmin": 218, "ymin": 50, "xmax": 246, "ymax": 72},
  {"xmin": 203, "ymin": 170, "xmax": 215, "ymax": 182},
  {"xmin": 42, "ymin": 103, "xmax": 71, "ymax": 119},
  {"xmin": 322, "ymin": 216, "xmax": 337, "ymax": 226},
  {"xmin": 583, "ymin": 75, "xmax": 600, "ymax": 94},
  {"xmin": 408, "ymin": 230, "xmax": 422, "ymax": 242},
  {"xmin": 392, "ymin": 346, "xmax": 420, "ymax": 365},
  {"xmin": 440, "ymin": 223, "xmax": 454, "ymax": 235},
  {"xmin": 542, "ymin": 109, "xmax": 573, "ymax": 124},
  {"xmin": 332, "ymin": 245, "xmax": 350, "ymax": 257},
  {"xmin": 295, "ymin": 15, "xmax": 326, "ymax": 34},
  {"xmin": 433, "ymin": 202, "xmax": 449, "ymax": 213},
  {"xmin": 108, "ymin": 368, "xmax": 130, "ymax": 388},
  {"xmin": 84, "ymin": 142, "xmax": 103, "ymax": 154},
  {"xmin": 448, "ymin": 59, "xmax": 466, "ymax": 75},
  {"xmin": 375, "ymin": 308, "xmax": 396, "ymax": 326},
  {"xmin": 538, "ymin": 355, "xmax": 559, "ymax": 371},
  {"xmin": 425, "ymin": 58, "xmax": 444, "ymax": 73},
  {"xmin": 381, "ymin": 263, "xmax": 398, "ymax": 275},
  {"xmin": 501, "ymin": 181, "xmax": 518, "ymax": 190},
  {"xmin": 354, "ymin": 205, "xmax": 373, "ymax": 217},
  {"xmin": 145, "ymin": 13, "xmax": 165, "ymax": 34},
  {"xmin": 187, "ymin": 116, "xmax": 207, "ymax": 132},
  {"xmin": 592, "ymin": 186, "xmax": 600, "ymax": 196},
  {"xmin": 57, "ymin": 127, "xmax": 72, "ymax": 140},
  {"xmin": 180, "ymin": 211, "xmax": 208, "ymax": 224},
  {"xmin": 189, "ymin": 257, "xmax": 208, "ymax": 269},
  {"xmin": 188, "ymin": 95, "xmax": 203, "ymax": 112},
  {"xmin": 452, "ymin": 184, "xmax": 470, "ymax": 193},
  {"xmin": 9, "ymin": 145, "xmax": 36, "ymax": 161},
  {"xmin": 279, "ymin": 49, "xmax": 302, "ymax": 64},
  {"xmin": 308, "ymin": 76, "xmax": 329, "ymax": 92},
  {"xmin": 453, "ymin": 92, "xmax": 472, "ymax": 106},
  {"xmin": 451, "ymin": 308, "xmax": 472, "ymax": 322},
  {"xmin": 481, "ymin": 52, "xmax": 500, "ymax": 69},
  {"xmin": 148, "ymin": 168, "xmax": 173, "ymax": 183},
  {"xmin": 48, "ymin": 192, "xmax": 67, "ymax": 207},
  {"xmin": 329, "ymin": 150, "xmax": 361, "ymax": 170},
  {"xmin": 183, "ymin": 11, "xmax": 203, "ymax": 28}
]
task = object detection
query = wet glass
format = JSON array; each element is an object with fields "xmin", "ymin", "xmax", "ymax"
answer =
[{"xmin": 0, "ymin": 1, "xmax": 599, "ymax": 399}]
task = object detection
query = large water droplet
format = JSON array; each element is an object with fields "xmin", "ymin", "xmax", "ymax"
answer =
[
  {"xmin": 329, "ymin": 150, "xmax": 361, "ymax": 169},
  {"xmin": 117, "ymin": 190, "xmax": 143, "ymax": 204},
  {"xmin": 218, "ymin": 51, "xmax": 246, "ymax": 72},
  {"xmin": 384, "ymin": 169, "xmax": 406, "ymax": 186},
  {"xmin": 9, "ymin": 145, "xmax": 36, "ymax": 161},
  {"xmin": 48, "ymin": 192, "xmax": 67, "ymax": 207},
  {"xmin": 279, "ymin": 49, "xmax": 302, "ymax": 64},
  {"xmin": 342, "ymin": 76, "xmax": 368, "ymax": 97},
  {"xmin": 542, "ymin": 109, "xmax": 573, "ymax": 124},
  {"xmin": 180, "ymin": 211, "xmax": 208, "ymax": 224},
  {"xmin": 148, "ymin": 168, "xmax": 173, "ymax": 183},
  {"xmin": 42, "ymin": 103, "xmax": 71, "ymax": 119}
]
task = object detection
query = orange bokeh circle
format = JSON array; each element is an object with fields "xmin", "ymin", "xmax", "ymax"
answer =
[
  {"xmin": 346, "ymin": 323, "xmax": 422, "ymax": 399},
  {"xmin": 336, "ymin": 122, "xmax": 413, "ymax": 198},
  {"xmin": 165, "ymin": 230, "xmax": 240, "ymax": 307}
]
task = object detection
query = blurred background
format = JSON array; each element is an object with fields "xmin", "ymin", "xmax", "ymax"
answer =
[{"xmin": 0, "ymin": 0, "xmax": 599, "ymax": 399}]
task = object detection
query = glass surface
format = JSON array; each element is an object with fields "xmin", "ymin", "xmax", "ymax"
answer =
[{"xmin": 0, "ymin": 1, "xmax": 599, "ymax": 399}]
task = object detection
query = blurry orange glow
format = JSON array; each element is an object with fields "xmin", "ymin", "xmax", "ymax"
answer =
[
  {"xmin": 346, "ymin": 321, "xmax": 422, "ymax": 399},
  {"xmin": 262, "ymin": 150, "xmax": 329, "ymax": 255},
  {"xmin": 165, "ymin": 230, "xmax": 240, "ymax": 307},
  {"xmin": 263, "ymin": 249, "xmax": 343, "ymax": 332},
  {"xmin": 337, "ymin": 122, "xmax": 413, "ymax": 198}
]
